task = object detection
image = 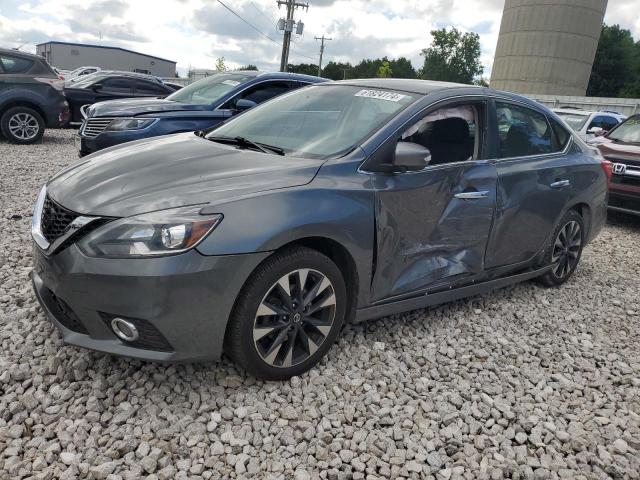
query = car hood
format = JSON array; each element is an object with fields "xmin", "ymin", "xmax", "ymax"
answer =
[
  {"xmin": 47, "ymin": 133, "xmax": 323, "ymax": 217},
  {"xmin": 87, "ymin": 98, "xmax": 211, "ymax": 117},
  {"xmin": 593, "ymin": 137, "xmax": 640, "ymax": 163}
]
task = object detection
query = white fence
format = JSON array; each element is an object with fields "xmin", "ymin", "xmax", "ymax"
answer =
[{"xmin": 526, "ymin": 94, "xmax": 640, "ymax": 116}]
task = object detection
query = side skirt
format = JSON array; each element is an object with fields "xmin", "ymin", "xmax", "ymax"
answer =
[{"xmin": 354, "ymin": 265, "xmax": 551, "ymax": 323}]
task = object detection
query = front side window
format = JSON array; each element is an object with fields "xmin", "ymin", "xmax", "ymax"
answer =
[
  {"xmin": 0, "ymin": 55, "xmax": 34, "ymax": 73},
  {"xmin": 589, "ymin": 115, "xmax": 619, "ymax": 132},
  {"xmin": 496, "ymin": 102, "xmax": 552, "ymax": 158},
  {"xmin": 101, "ymin": 78, "xmax": 134, "ymax": 93},
  {"xmin": 208, "ymin": 85, "xmax": 417, "ymax": 159},
  {"xmin": 222, "ymin": 81, "xmax": 291, "ymax": 109},
  {"xmin": 401, "ymin": 103, "xmax": 481, "ymax": 165},
  {"xmin": 166, "ymin": 73, "xmax": 253, "ymax": 105}
]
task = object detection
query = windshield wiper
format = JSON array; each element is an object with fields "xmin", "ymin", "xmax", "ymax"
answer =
[{"xmin": 207, "ymin": 135, "xmax": 285, "ymax": 156}]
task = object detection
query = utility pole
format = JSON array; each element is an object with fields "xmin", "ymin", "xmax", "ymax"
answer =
[
  {"xmin": 315, "ymin": 34, "xmax": 332, "ymax": 77},
  {"xmin": 277, "ymin": 0, "xmax": 308, "ymax": 72}
]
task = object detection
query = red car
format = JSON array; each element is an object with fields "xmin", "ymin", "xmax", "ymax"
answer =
[{"xmin": 589, "ymin": 115, "xmax": 640, "ymax": 216}]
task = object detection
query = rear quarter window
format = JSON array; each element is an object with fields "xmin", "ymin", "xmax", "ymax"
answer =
[{"xmin": 0, "ymin": 55, "xmax": 35, "ymax": 74}]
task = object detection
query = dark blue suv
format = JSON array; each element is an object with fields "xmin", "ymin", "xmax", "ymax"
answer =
[{"xmin": 77, "ymin": 71, "xmax": 327, "ymax": 156}]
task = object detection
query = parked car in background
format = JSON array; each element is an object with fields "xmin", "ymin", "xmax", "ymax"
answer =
[
  {"xmin": 0, "ymin": 48, "xmax": 69, "ymax": 144},
  {"xmin": 589, "ymin": 115, "xmax": 640, "ymax": 216},
  {"xmin": 164, "ymin": 81, "xmax": 184, "ymax": 91},
  {"xmin": 32, "ymin": 79, "xmax": 608, "ymax": 379},
  {"xmin": 64, "ymin": 71, "xmax": 175, "ymax": 123},
  {"xmin": 554, "ymin": 107, "xmax": 626, "ymax": 140},
  {"xmin": 64, "ymin": 66, "xmax": 101, "ymax": 80},
  {"xmin": 76, "ymin": 71, "xmax": 327, "ymax": 156}
]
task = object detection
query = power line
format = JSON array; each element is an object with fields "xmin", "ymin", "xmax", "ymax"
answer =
[{"xmin": 216, "ymin": 0, "xmax": 280, "ymax": 46}]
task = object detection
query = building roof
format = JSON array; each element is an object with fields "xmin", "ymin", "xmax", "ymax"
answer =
[{"xmin": 37, "ymin": 41, "xmax": 176, "ymax": 65}]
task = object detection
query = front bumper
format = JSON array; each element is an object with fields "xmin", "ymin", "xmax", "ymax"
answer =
[
  {"xmin": 609, "ymin": 184, "xmax": 640, "ymax": 216},
  {"xmin": 78, "ymin": 130, "xmax": 151, "ymax": 157},
  {"xmin": 32, "ymin": 243, "xmax": 270, "ymax": 362}
]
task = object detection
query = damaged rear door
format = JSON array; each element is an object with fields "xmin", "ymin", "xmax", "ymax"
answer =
[{"xmin": 370, "ymin": 98, "xmax": 498, "ymax": 302}]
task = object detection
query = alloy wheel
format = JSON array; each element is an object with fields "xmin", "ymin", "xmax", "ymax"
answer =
[
  {"xmin": 551, "ymin": 220, "xmax": 582, "ymax": 279},
  {"xmin": 253, "ymin": 268, "xmax": 336, "ymax": 368},
  {"xmin": 8, "ymin": 112, "xmax": 40, "ymax": 141}
]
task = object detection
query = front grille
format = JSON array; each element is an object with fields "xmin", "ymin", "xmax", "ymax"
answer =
[
  {"xmin": 41, "ymin": 195, "xmax": 79, "ymax": 243},
  {"xmin": 82, "ymin": 118, "xmax": 114, "ymax": 138},
  {"xmin": 612, "ymin": 175, "xmax": 640, "ymax": 187},
  {"xmin": 49, "ymin": 291, "xmax": 89, "ymax": 334}
]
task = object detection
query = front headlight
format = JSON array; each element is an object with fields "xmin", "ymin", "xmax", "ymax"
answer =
[
  {"xmin": 78, "ymin": 206, "xmax": 222, "ymax": 258},
  {"xmin": 105, "ymin": 118, "xmax": 157, "ymax": 131}
]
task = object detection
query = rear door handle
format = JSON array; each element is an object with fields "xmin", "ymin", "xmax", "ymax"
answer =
[
  {"xmin": 550, "ymin": 180, "xmax": 570, "ymax": 189},
  {"xmin": 454, "ymin": 191, "xmax": 489, "ymax": 200}
]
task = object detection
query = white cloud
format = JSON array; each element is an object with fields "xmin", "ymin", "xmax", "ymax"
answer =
[{"xmin": 0, "ymin": 0, "xmax": 637, "ymax": 78}]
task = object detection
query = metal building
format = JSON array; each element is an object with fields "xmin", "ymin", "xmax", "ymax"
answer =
[
  {"xmin": 36, "ymin": 41, "xmax": 177, "ymax": 77},
  {"xmin": 490, "ymin": 0, "xmax": 607, "ymax": 96}
]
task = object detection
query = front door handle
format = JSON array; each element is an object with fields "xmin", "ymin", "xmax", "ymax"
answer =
[
  {"xmin": 550, "ymin": 179, "xmax": 570, "ymax": 189},
  {"xmin": 454, "ymin": 191, "xmax": 489, "ymax": 200}
]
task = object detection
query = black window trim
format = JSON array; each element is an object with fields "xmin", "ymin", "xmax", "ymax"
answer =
[{"xmin": 491, "ymin": 97, "xmax": 574, "ymax": 164}]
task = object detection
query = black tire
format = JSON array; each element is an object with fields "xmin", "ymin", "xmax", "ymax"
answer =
[
  {"xmin": 0, "ymin": 106, "xmax": 45, "ymax": 144},
  {"xmin": 225, "ymin": 247, "xmax": 347, "ymax": 380},
  {"xmin": 537, "ymin": 209, "xmax": 585, "ymax": 287}
]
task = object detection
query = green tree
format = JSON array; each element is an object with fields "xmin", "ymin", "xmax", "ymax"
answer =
[
  {"xmin": 419, "ymin": 27, "xmax": 483, "ymax": 84},
  {"xmin": 287, "ymin": 63, "xmax": 319, "ymax": 76},
  {"xmin": 587, "ymin": 24, "xmax": 639, "ymax": 97},
  {"xmin": 376, "ymin": 60, "xmax": 393, "ymax": 78},
  {"xmin": 321, "ymin": 61, "xmax": 354, "ymax": 80},
  {"xmin": 238, "ymin": 64, "xmax": 258, "ymax": 71},
  {"xmin": 215, "ymin": 57, "xmax": 227, "ymax": 72}
]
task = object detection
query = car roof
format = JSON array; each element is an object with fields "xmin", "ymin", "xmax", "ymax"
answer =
[
  {"xmin": 330, "ymin": 78, "xmax": 474, "ymax": 95},
  {"xmin": 0, "ymin": 47, "xmax": 43, "ymax": 60},
  {"xmin": 221, "ymin": 71, "xmax": 327, "ymax": 83}
]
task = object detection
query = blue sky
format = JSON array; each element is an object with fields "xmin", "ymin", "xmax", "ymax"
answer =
[{"xmin": 1, "ymin": 0, "xmax": 638, "ymax": 77}]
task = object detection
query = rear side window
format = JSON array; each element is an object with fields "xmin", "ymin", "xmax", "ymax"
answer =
[
  {"xmin": 101, "ymin": 77, "xmax": 134, "ymax": 93},
  {"xmin": 0, "ymin": 55, "xmax": 34, "ymax": 74},
  {"xmin": 136, "ymin": 80, "xmax": 168, "ymax": 95},
  {"xmin": 496, "ymin": 102, "xmax": 552, "ymax": 158}
]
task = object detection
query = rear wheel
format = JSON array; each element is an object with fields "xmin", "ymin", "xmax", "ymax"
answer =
[
  {"xmin": 537, "ymin": 210, "xmax": 585, "ymax": 287},
  {"xmin": 225, "ymin": 247, "xmax": 346, "ymax": 380},
  {"xmin": 1, "ymin": 107, "xmax": 45, "ymax": 144}
]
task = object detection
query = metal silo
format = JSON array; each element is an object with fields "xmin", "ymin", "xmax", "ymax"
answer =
[{"xmin": 490, "ymin": 0, "xmax": 607, "ymax": 95}]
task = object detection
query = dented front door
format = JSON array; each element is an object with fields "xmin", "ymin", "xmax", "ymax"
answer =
[{"xmin": 371, "ymin": 162, "xmax": 498, "ymax": 302}]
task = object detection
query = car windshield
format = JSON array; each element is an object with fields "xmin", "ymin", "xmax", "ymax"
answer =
[
  {"xmin": 207, "ymin": 85, "xmax": 418, "ymax": 159},
  {"xmin": 556, "ymin": 111, "xmax": 589, "ymax": 131},
  {"xmin": 70, "ymin": 73, "xmax": 106, "ymax": 88},
  {"xmin": 166, "ymin": 73, "xmax": 253, "ymax": 105},
  {"xmin": 607, "ymin": 116, "xmax": 640, "ymax": 143}
]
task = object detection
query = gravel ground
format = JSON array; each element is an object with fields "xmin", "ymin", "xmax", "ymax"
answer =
[{"xmin": 1, "ymin": 129, "xmax": 639, "ymax": 480}]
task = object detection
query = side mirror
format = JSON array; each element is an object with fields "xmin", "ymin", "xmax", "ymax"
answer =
[
  {"xmin": 92, "ymin": 83, "xmax": 103, "ymax": 92},
  {"xmin": 235, "ymin": 98, "xmax": 257, "ymax": 112},
  {"xmin": 393, "ymin": 141, "xmax": 431, "ymax": 171},
  {"xmin": 587, "ymin": 126, "xmax": 605, "ymax": 136}
]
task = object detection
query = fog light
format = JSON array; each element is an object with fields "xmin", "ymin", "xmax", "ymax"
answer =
[{"xmin": 111, "ymin": 317, "xmax": 139, "ymax": 342}]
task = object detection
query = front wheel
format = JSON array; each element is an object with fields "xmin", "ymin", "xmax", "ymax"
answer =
[
  {"xmin": 537, "ymin": 210, "xmax": 585, "ymax": 287},
  {"xmin": 225, "ymin": 247, "xmax": 347, "ymax": 380}
]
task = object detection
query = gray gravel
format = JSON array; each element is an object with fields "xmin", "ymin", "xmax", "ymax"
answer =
[{"xmin": 1, "ymin": 129, "xmax": 640, "ymax": 480}]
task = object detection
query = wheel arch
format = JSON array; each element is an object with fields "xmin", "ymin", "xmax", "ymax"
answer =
[
  {"xmin": 0, "ymin": 100, "xmax": 48, "ymax": 124},
  {"xmin": 568, "ymin": 202, "xmax": 592, "ymax": 240}
]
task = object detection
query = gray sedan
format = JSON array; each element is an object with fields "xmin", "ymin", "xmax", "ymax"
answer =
[{"xmin": 31, "ymin": 79, "xmax": 609, "ymax": 379}]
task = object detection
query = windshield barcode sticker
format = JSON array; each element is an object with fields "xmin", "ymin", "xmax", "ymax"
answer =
[{"xmin": 354, "ymin": 89, "xmax": 407, "ymax": 102}]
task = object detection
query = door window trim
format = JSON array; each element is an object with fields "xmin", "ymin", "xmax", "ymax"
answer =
[{"xmin": 359, "ymin": 94, "xmax": 491, "ymax": 175}]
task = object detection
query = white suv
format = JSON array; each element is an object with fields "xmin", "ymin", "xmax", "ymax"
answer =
[{"xmin": 553, "ymin": 108, "xmax": 626, "ymax": 140}]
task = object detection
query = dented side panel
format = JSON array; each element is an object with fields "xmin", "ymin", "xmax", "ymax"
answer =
[{"xmin": 371, "ymin": 162, "xmax": 498, "ymax": 302}]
